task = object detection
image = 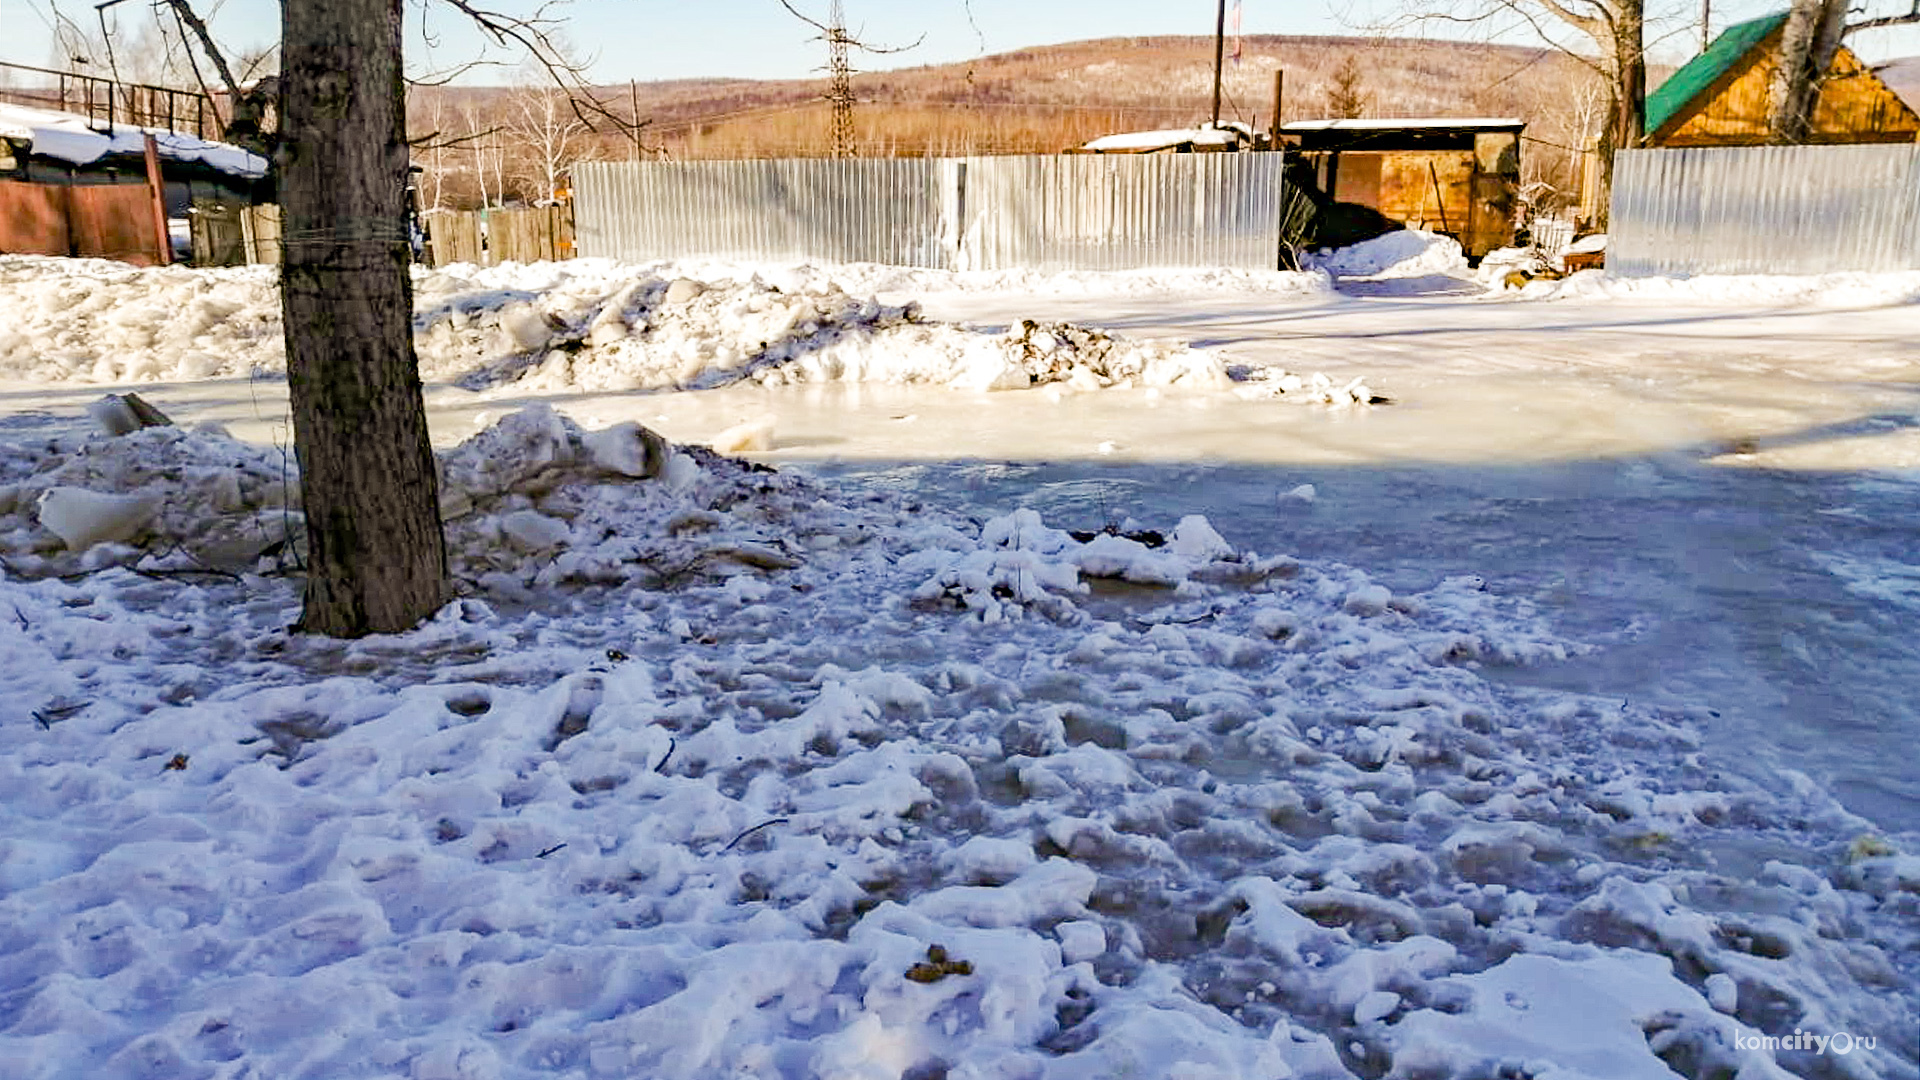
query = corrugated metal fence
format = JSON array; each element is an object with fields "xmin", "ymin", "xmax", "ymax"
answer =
[
  {"xmin": 1611, "ymin": 145, "xmax": 1920, "ymax": 276},
  {"xmin": 572, "ymin": 154, "xmax": 1290, "ymax": 271}
]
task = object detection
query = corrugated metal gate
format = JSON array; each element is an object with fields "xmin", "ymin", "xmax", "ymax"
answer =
[
  {"xmin": 1610, "ymin": 145, "xmax": 1920, "ymax": 276},
  {"xmin": 572, "ymin": 154, "xmax": 1290, "ymax": 272}
]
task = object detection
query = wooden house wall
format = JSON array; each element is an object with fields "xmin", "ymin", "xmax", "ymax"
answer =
[{"xmin": 1662, "ymin": 43, "xmax": 1920, "ymax": 146}]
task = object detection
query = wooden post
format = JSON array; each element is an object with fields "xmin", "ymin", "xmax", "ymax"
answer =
[
  {"xmin": 142, "ymin": 134, "xmax": 172, "ymax": 265},
  {"xmin": 630, "ymin": 80, "xmax": 642, "ymax": 162},
  {"xmin": 1210, "ymin": 0, "xmax": 1227, "ymax": 127},
  {"xmin": 1271, "ymin": 69, "xmax": 1284, "ymax": 146}
]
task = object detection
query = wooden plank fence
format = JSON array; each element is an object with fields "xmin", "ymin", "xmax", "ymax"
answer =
[
  {"xmin": 186, "ymin": 203, "xmax": 573, "ymax": 268},
  {"xmin": 189, "ymin": 200, "xmax": 282, "ymax": 266},
  {"xmin": 424, "ymin": 206, "xmax": 574, "ymax": 268}
]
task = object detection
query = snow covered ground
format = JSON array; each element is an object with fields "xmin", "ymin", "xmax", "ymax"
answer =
[{"xmin": 1, "ymin": 240, "xmax": 1917, "ymax": 1079}]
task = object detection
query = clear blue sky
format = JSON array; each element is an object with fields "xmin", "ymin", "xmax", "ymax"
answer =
[{"xmin": 6, "ymin": 0, "xmax": 1919, "ymax": 85}]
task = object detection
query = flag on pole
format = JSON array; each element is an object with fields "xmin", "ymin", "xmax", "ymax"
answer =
[{"xmin": 1230, "ymin": 0, "xmax": 1243, "ymax": 64}]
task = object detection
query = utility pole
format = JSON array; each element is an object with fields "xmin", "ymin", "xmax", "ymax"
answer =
[
  {"xmin": 828, "ymin": 0, "xmax": 854, "ymax": 157},
  {"xmin": 1210, "ymin": 0, "xmax": 1227, "ymax": 127}
]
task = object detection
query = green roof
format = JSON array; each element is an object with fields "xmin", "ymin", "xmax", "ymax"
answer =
[{"xmin": 1645, "ymin": 11, "xmax": 1789, "ymax": 137}]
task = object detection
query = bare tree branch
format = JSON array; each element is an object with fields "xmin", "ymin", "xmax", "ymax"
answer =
[
  {"xmin": 771, "ymin": 0, "xmax": 924, "ymax": 54},
  {"xmin": 153, "ymin": 0, "xmax": 244, "ymax": 100},
  {"xmin": 1847, "ymin": 1, "xmax": 1920, "ymax": 31}
]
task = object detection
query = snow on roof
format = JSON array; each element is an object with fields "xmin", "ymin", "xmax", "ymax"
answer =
[
  {"xmin": 1281, "ymin": 117, "xmax": 1524, "ymax": 132},
  {"xmin": 1874, "ymin": 56, "xmax": 1920, "ymax": 112},
  {"xmin": 0, "ymin": 101, "xmax": 267, "ymax": 180},
  {"xmin": 1079, "ymin": 123, "xmax": 1250, "ymax": 152}
]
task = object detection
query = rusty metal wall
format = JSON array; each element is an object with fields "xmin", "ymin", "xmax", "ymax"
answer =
[
  {"xmin": 0, "ymin": 179, "xmax": 163, "ymax": 264},
  {"xmin": 574, "ymin": 154, "xmax": 1287, "ymax": 271},
  {"xmin": 1610, "ymin": 145, "xmax": 1920, "ymax": 276}
]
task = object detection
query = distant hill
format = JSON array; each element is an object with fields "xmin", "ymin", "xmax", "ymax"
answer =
[
  {"xmin": 410, "ymin": 34, "xmax": 1624, "ymax": 208},
  {"xmin": 600, "ymin": 35, "xmax": 1600, "ymax": 155}
]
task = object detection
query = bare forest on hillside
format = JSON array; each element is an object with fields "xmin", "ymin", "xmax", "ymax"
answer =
[{"xmin": 406, "ymin": 35, "xmax": 1636, "ymax": 215}]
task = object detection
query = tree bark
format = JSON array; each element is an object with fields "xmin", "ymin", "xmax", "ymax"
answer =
[
  {"xmin": 1609, "ymin": 2, "xmax": 1647, "ymax": 160},
  {"xmin": 1587, "ymin": 0, "xmax": 1646, "ymax": 228},
  {"xmin": 1769, "ymin": 0, "xmax": 1848, "ymax": 143},
  {"xmin": 279, "ymin": 0, "xmax": 450, "ymax": 636}
]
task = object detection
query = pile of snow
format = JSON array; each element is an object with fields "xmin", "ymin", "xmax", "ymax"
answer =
[
  {"xmin": 1305, "ymin": 230, "xmax": 1472, "ymax": 279},
  {"xmin": 1507, "ymin": 266, "xmax": 1920, "ymax": 307},
  {"xmin": 0, "ymin": 256, "xmax": 1356, "ymax": 403},
  {"xmin": 822, "ymin": 263, "xmax": 1335, "ymax": 298},
  {"xmin": 0, "ymin": 405, "xmax": 1913, "ymax": 1078}
]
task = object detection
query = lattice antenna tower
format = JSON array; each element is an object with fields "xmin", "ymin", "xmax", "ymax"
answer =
[{"xmin": 827, "ymin": 0, "xmax": 855, "ymax": 157}]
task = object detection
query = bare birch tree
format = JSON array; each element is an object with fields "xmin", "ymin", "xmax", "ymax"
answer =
[
  {"xmin": 1769, "ymin": 0, "xmax": 1920, "ymax": 144},
  {"xmin": 1768, "ymin": 0, "xmax": 1848, "ymax": 143},
  {"xmin": 504, "ymin": 80, "xmax": 603, "ymax": 203}
]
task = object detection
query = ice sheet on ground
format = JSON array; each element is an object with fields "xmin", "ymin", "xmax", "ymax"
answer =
[{"xmin": 0, "ymin": 405, "xmax": 1913, "ymax": 1079}]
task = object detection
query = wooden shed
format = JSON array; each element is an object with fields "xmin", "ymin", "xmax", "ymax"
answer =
[
  {"xmin": 1279, "ymin": 118, "xmax": 1523, "ymax": 261},
  {"xmin": 1645, "ymin": 11, "xmax": 1920, "ymax": 146}
]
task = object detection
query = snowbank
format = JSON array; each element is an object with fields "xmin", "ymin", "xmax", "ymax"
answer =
[
  {"xmin": 1305, "ymin": 230, "xmax": 1471, "ymax": 279},
  {"xmin": 0, "ymin": 406, "xmax": 1912, "ymax": 1078},
  {"xmin": 1509, "ymin": 267, "xmax": 1920, "ymax": 308},
  {"xmin": 0, "ymin": 256, "xmax": 1356, "ymax": 403}
]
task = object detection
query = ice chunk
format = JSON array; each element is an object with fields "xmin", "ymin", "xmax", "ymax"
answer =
[
  {"xmin": 1355, "ymin": 990, "xmax": 1400, "ymax": 1024},
  {"xmin": 711, "ymin": 417, "xmax": 776, "ymax": 454},
  {"xmin": 1057, "ymin": 920, "xmax": 1106, "ymax": 964},
  {"xmin": 1704, "ymin": 973, "xmax": 1737, "ymax": 1014},
  {"xmin": 581, "ymin": 421, "xmax": 667, "ymax": 478},
  {"xmin": 499, "ymin": 510, "xmax": 569, "ymax": 553},
  {"xmin": 36, "ymin": 486, "xmax": 159, "ymax": 550},
  {"xmin": 1344, "ymin": 584, "xmax": 1392, "ymax": 616},
  {"xmin": 1170, "ymin": 514, "xmax": 1232, "ymax": 561}
]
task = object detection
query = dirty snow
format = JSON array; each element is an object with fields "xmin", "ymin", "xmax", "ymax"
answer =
[
  {"xmin": 0, "ymin": 250, "xmax": 1916, "ymax": 1079},
  {"xmin": 0, "ymin": 256, "xmax": 1355, "ymax": 402}
]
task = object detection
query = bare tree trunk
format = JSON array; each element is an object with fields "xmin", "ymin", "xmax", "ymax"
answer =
[
  {"xmin": 1768, "ymin": 0, "xmax": 1848, "ymax": 143},
  {"xmin": 279, "ymin": 0, "xmax": 449, "ymax": 636},
  {"xmin": 1588, "ymin": 0, "xmax": 1647, "ymax": 228}
]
